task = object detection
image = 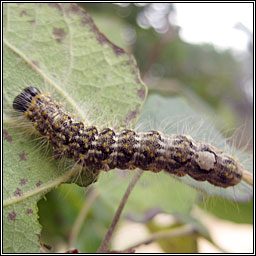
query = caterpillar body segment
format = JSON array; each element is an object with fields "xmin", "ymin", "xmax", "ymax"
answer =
[{"xmin": 13, "ymin": 87, "xmax": 243, "ymax": 188}]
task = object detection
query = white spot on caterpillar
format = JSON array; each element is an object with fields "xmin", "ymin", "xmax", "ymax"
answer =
[{"xmin": 196, "ymin": 151, "xmax": 216, "ymax": 171}]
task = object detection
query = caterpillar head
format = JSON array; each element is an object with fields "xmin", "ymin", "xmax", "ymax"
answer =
[
  {"xmin": 13, "ymin": 87, "xmax": 41, "ymax": 112},
  {"xmin": 211, "ymin": 153, "xmax": 243, "ymax": 188}
]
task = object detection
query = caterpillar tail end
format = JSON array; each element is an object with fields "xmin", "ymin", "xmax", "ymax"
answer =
[
  {"xmin": 242, "ymin": 169, "xmax": 253, "ymax": 186},
  {"xmin": 13, "ymin": 87, "xmax": 41, "ymax": 112}
]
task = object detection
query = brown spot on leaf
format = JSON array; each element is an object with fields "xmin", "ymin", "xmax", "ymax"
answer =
[
  {"xmin": 20, "ymin": 10, "xmax": 27, "ymax": 17},
  {"xmin": 3, "ymin": 129, "xmax": 12, "ymax": 142},
  {"xmin": 8, "ymin": 211, "xmax": 16, "ymax": 221},
  {"xmin": 137, "ymin": 88, "xmax": 146, "ymax": 100},
  {"xmin": 125, "ymin": 105, "xmax": 140, "ymax": 125},
  {"xmin": 47, "ymin": 3, "xmax": 62, "ymax": 12},
  {"xmin": 32, "ymin": 60, "xmax": 39, "ymax": 68},
  {"xmin": 135, "ymin": 73, "xmax": 141, "ymax": 85},
  {"xmin": 36, "ymin": 181, "xmax": 42, "ymax": 187},
  {"xmin": 20, "ymin": 178, "xmax": 27, "ymax": 186},
  {"xmin": 53, "ymin": 28, "xmax": 66, "ymax": 43},
  {"xmin": 29, "ymin": 19, "xmax": 36, "ymax": 24},
  {"xmin": 95, "ymin": 29, "xmax": 125, "ymax": 56},
  {"xmin": 19, "ymin": 152, "xmax": 27, "ymax": 161},
  {"xmin": 68, "ymin": 3, "xmax": 80, "ymax": 13},
  {"xmin": 26, "ymin": 209, "xmax": 33, "ymax": 214},
  {"xmin": 80, "ymin": 13, "xmax": 90, "ymax": 26},
  {"xmin": 14, "ymin": 188, "xmax": 23, "ymax": 197}
]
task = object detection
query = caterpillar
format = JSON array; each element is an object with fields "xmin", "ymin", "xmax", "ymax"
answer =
[{"xmin": 13, "ymin": 87, "xmax": 245, "ymax": 188}]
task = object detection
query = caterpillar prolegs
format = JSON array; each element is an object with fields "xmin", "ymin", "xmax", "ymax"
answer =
[{"xmin": 13, "ymin": 87, "xmax": 245, "ymax": 188}]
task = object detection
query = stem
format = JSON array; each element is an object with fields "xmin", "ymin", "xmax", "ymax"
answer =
[
  {"xmin": 97, "ymin": 169, "xmax": 144, "ymax": 253},
  {"xmin": 124, "ymin": 224, "xmax": 197, "ymax": 251},
  {"xmin": 123, "ymin": 224, "xmax": 228, "ymax": 253},
  {"xmin": 68, "ymin": 188, "xmax": 100, "ymax": 247}
]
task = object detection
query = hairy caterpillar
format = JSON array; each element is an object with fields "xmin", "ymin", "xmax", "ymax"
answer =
[{"xmin": 13, "ymin": 87, "xmax": 246, "ymax": 188}]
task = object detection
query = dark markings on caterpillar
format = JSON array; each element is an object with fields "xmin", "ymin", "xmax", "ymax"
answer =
[{"xmin": 13, "ymin": 87, "xmax": 243, "ymax": 188}]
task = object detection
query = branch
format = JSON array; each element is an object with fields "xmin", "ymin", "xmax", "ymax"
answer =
[
  {"xmin": 123, "ymin": 223, "xmax": 229, "ymax": 253},
  {"xmin": 68, "ymin": 188, "xmax": 100, "ymax": 247},
  {"xmin": 97, "ymin": 169, "xmax": 144, "ymax": 253},
  {"xmin": 124, "ymin": 224, "xmax": 197, "ymax": 251}
]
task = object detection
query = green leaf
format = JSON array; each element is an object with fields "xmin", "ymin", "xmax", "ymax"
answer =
[
  {"xmin": 3, "ymin": 3, "xmax": 146, "ymax": 253},
  {"xmin": 198, "ymin": 197, "xmax": 253, "ymax": 224}
]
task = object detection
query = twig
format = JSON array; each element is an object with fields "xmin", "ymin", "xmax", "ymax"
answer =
[
  {"xmin": 97, "ymin": 169, "xmax": 144, "ymax": 253},
  {"xmin": 123, "ymin": 223, "xmax": 228, "ymax": 253},
  {"xmin": 124, "ymin": 224, "xmax": 197, "ymax": 251},
  {"xmin": 68, "ymin": 188, "xmax": 100, "ymax": 247},
  {"xmin": 242, "ymin": 170, "xmax": 253, "ymax": 186}
]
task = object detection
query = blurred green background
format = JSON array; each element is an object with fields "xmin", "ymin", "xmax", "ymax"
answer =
[
  {"xmin": 79, "ymin": 3, "xmax": 253, "ymax": 152},
  {"xmin": 38, "ymin": 3, "xmax": 253, "ymax": 253}
]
